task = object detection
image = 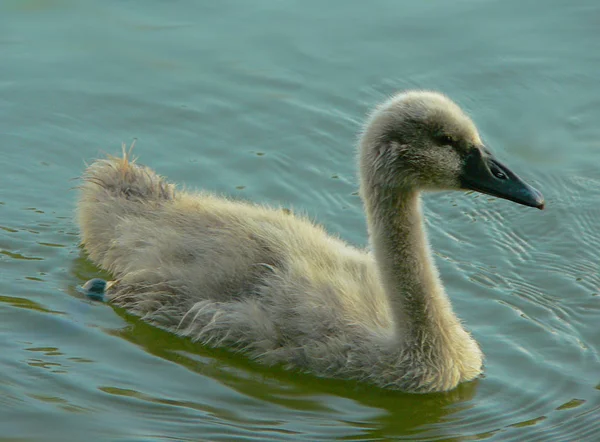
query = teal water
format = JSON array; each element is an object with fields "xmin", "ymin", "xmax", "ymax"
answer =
[{"xmin": 1, "ymin": 0, "xmax": 599, "ymax": 440}]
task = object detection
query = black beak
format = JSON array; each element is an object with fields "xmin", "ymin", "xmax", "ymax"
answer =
[{"xmin": 460, "ymin": 147, "xmax": 545, "ymax": 210}]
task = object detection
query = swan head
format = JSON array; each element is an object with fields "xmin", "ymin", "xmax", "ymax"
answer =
[{"xmin": 359, "ymin": 91, "xmax": 544, "ymax": 209}]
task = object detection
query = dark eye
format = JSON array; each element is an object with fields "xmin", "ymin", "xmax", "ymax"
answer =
[
  {"xmin": 489, "ymin": 161, "xmax": 508, "ymax": 180},
  {"xmin": 437, "ymin": 134, "xmax": 454, "ymax": 146}
]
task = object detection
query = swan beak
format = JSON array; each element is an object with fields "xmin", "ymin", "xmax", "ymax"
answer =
[{"xmin": 460, "ymin": 148, "xmax": 545, "ymax": 210}]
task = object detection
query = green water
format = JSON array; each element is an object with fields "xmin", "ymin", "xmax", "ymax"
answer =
[{"xmin": 1, "ymin": 0, "xmax": 599, "ymax": 440}]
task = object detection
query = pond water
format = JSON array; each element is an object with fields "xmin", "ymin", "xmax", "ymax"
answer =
[{"xmin": 1, "ymin": 0, "xmax": 599, "ymax": 440}]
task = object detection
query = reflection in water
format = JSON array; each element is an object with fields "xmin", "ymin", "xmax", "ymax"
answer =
[
  {"xmin": 0, "ymin": 250, "xmax": 43, "ymax": 261},
  {"xmin": 28, "ymin": 394, "xmax": 90, "ymax": 414},
  {"xmin": 70, "ymin": 253, "xmax": 113, "ymax": 288},
  {"xmin": 108, "ymin": 305, "xmax": 479, "ymax": 439},
  {"xmin": 0, "ymin": 295, "xmax": 63, "ymax": 314}
]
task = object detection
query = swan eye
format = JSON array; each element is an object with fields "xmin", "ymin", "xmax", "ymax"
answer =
[
  {"xmin": 437, "ymin": 135, "xmax": 454, "ymax": 146},
  {"xmin": 490, "ymin": 162, "xmax": 508, "ymax": 180}
]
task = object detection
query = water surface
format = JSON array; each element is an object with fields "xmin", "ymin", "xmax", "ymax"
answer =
[{"xmin": 1, "ymin": 0, "xmax": 599, "ymax": 440}]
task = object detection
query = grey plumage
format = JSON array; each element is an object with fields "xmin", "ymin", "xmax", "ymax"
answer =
[{"xmin": 77, "ymin": 91, "xmax": 538, "ymax": 392}]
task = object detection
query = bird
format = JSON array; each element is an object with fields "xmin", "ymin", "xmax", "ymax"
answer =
[{"xmin": 77, "ymin": 90, "xmax": 544, "ymax": 393}]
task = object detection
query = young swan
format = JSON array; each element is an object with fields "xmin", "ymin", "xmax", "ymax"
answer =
[{"xmin": 78, "ymin": 91, "xmax": 544, "ymax": 393}]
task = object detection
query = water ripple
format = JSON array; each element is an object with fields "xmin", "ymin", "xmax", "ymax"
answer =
[{"xmin": 2, "ymin": 0, "xmax": 600, "ymax": 440}]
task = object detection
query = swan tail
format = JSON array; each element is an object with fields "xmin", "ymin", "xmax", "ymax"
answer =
[
  {"xmin": 81, "ymin": 143, "xmax": 175, "ymax": 202},
  {"xmin": 77, "ymin": 143, "xmax": 176, "ymax": 264}
]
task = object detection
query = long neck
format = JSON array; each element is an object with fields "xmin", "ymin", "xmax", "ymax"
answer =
[{"xmin": 363, "ymin": 186, "xmax": 460, "ymax": 342}]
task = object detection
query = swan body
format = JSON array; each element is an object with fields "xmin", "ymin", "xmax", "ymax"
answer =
[{"xmin": 77, "ymin": 91, "xmax": 544, "ymax": 392}]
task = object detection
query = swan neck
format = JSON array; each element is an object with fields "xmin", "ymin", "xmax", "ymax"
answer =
[{"xmin": 365, "ymin": 188, "xmax": 457, "ymax": 337}]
